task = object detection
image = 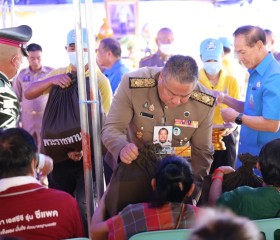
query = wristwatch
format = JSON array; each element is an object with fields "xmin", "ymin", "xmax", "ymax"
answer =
[{"xmin": 235, "ymin": 113, "xmax": 244, "ymax": 125}]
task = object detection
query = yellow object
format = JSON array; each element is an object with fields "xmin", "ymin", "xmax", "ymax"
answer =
[
  {"xmin": 173, "ymin": 146, "xmax": 191, "ymax": 157},
  {"xmin": 97, "ymin": 18, "xmax": 114, "ymax": 40}
]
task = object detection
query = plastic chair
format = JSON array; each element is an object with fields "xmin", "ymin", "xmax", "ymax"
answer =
[
  {"xmin": 128, "ymin": 229, "xmax": 193, "ymax": 240},
  {"xmin": 253, "ymin": 218, "xmax": 280, "ymax": 240}
]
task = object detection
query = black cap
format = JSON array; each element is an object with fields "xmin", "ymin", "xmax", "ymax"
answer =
[{"xmin": 0, "ymin": 25, "xmax": 32, "ymax": 57}]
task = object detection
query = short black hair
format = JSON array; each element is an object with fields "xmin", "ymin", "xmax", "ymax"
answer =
[
  {"xmin": 258, "ymin": 138, "xmax": 280, "ymax": 187},
  {"xmin": 0, "ymin": 128, "xmax": 37, "ymax": 178},
  {"xmin": 233, "ymin": 25, "xmax": 266, "ymax": 47},
  {"xmin": 163, "ymin": 55, "xmax": 198, "ymax": 84},
  {"xmin": 100, "ymin": 38, "xmax": 121, "ymax": 57},
  {"xmin": 26, "ymin": 43, "xmax": 42, "ymax": 52}
]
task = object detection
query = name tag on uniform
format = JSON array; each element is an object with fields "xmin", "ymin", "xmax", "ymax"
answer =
[
  {"xmin": 3, "ymin": 100, "xmax": 14, "ymax": 109},
  {"xmin": 174, "ymin": 119, "xmax": 198, "ymax": 128}
]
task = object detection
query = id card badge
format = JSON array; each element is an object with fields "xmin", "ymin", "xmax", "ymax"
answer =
[{"xmin": 153, "ymin": 126, "xmax": 173, "ymax": 147}]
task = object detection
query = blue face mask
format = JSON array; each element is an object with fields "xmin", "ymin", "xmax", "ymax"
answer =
[{"xmin": 203, "ymin": 61, "xmax": 222, "ymax": 75}]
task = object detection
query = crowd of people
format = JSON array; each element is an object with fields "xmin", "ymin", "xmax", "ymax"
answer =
[{"xmin": 0, "ymin": 22, "xmax": 280, "ymax": 240}]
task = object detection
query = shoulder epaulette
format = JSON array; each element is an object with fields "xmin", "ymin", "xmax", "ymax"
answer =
[
  {"xmin": 129, "ymin": 78, "xmax": 157, "ymax": 88},
  {"xmin": 190, "ymin": 90, "xmax": 216, "ymax": 107}
]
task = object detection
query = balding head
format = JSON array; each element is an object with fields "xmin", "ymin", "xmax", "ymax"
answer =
[{"xmin": 0, "ymin": 43, "xmax": 23, "ymax": 79}]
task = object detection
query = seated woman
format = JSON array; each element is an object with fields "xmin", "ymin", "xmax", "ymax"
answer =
[
  {"xmin": 90, "ymin": 155, "xmax": 199, "ymax": 240},
  {"xmin": 209, "ymin": 138, "xmax": 280, "ymax": 220}
]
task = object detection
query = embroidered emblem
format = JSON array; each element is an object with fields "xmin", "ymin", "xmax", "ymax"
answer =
[
  {"xmin": 190, "ymin": 90, "xmax": 215, "ymax": 107},
  {"xmin": 129, "ymin": 78, "xmax": 157, "ymax": 88},
  {"xmin": 136, "ymin": 131, "xmax": 143, "ymax": 139},
  {"xmin": 148, "ymin": 104, "xmax": 155, "ymax": 112}
]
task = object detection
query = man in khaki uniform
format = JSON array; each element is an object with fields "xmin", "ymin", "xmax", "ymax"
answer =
[
  {"xmin": 102, "ymin": 55, "xmax": 215, "ymax": 202},
  {"xmin": 13, "ymin": 43, "xmax": 53, "ymax": 151},
  {"xmin": 139, "ymin": 27, "xmax": 174, "ymax": 67}
]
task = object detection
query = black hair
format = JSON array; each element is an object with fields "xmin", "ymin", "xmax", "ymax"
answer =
[
  {"xmin": 159, "ymin": 127, "xmax": 168, "ymax": 134},
  {"xmin": 0, "ymin": 128, "xmax": 37, "ymax": 178},
  {"xmin": 150, "ymin": 155, "xmax": 194, "ymax": 208},
  {"xmin": 100, "ymin": 38, "xmax": 121, "ymax": 57},
  {"xmin": 223, "ymin": 46, "xmax": 231, "ymax": 54},
  {"xmin": 26, "ymin": 43, "xmax": 42, "ymax": 52},
  {"xmin": 258, "ymin": 138, "xmax": 280, "ymax": 187},
  {"xmin": 162, "ymin": 55, "xmax": 198, "ymax": 84},
  {"xmin": 233, "ymin": 25, "xmax": 266, "ymax": 47}
]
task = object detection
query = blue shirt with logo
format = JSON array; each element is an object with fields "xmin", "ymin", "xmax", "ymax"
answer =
[{"xmin": 237, "ymin": 52, "xmax": 280, "ymax": 167}]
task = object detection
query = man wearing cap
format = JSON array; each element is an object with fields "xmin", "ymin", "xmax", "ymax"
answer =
[
  {"xmin": 139, "ymin": 27, "xmax": 175, "ymax": 67},
  {"xmin": 0, "ymin": 25, "xmax": 32, "ymax": 129},
  {"xmin": 24, "ymin": 28, "xmax": 112, "ymax": 235},
  {"xmin": 199, "ymin": 38, "xmax": 240, "ymax": 172},
  {"xmin": 13, "ymin": 43, "xmax": 53, "ymax": 152},
  {"xmin": 214, "ymin": 25, "xmax": 280, "ymax": 173}
]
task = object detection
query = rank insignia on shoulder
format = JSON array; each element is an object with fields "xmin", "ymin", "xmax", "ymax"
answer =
[
  {"xmin": 190, "ymin": 90, "xmax": 216, "ymax": 107},
  {"xmin": 129, "ymin": 78, "xmax": 157, "ymax": 88}
]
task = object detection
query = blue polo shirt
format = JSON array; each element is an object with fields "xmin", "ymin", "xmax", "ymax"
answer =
[
  {"xmin": 237, "ymin": 53, "xmax": 280, "ymax": 167},
  {"xmin": 104, "ymin": 59, "xmax": 129, "ymax": 94}
]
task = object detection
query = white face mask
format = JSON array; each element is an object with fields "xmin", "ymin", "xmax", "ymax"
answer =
[
  {"xmin": 203, "ymin": 62, "xmax": 222, "ymax": 75},
  {"xmin": 159, "ymin": 44, "xmax": 174, "ymax": 56},
  {"xmin": 68, "ymin": 52, "xmax": 89, "ymax": 67}
]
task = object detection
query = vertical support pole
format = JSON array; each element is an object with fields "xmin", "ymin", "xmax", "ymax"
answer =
[{"xmin": 73, "ymin": 0, "xmax": 95, "ymax": 237}]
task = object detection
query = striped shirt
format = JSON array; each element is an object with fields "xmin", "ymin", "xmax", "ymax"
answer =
[
  {"xmin": 106, "ymin": 202, "xmax": 199, "ymax": 240},
  {"xmin": 0, "ymin": 73, "xmax": 20, "ymax": 129}
]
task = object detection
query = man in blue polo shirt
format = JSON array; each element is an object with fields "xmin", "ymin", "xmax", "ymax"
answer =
[
  {"xmin": 96, "ymin": 37, "xmax": 129, "ymax": 94},
  {"xmin": 214, "ymin": 25, "xmax": 280, "ymax": 172}
]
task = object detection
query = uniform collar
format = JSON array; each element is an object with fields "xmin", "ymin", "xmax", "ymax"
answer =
[
  {"xmin": 0, "ymin": 71, "xmax": 9, "ymax": 82},
  {"xmin": 0, "ymin": 176, "xmax": 40, "ymax": 192},
  {"xmin": 67, "ymin": 64, "xmax": 90, "ymax": 77},
  {"xmin": 103, "ymin": 59, "xmax": 122, "ymax": 76},
  {"xmin": 249, "ymin": 52, "xmax": 274, "ymax": 76}
]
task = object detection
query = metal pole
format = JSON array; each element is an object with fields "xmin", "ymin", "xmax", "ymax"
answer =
[
  {"xmin": 73, "ymin": 0, "xmax": 95, "ymax": 237},
  {"xmin": 9, "ymin": 0, "xmax": 15, "ymax": 27},
  {"xmin": 1, "ymin": 1, "xmax": 7, "ymax": 28},
  {"xmin": 85, "ymin": 0, "xmax": 104, "ymax": 203}
]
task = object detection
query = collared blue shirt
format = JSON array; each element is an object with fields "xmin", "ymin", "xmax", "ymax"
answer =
[
  {"xmin": 238, "ymin": 52, "xmax": 280, "ymax": 160},
  {"xmin": 104, "ymin": 59, "xmax": 129, "ymax": 94}
]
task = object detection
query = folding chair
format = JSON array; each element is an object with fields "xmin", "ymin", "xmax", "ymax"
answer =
[{"xmin": 253, "ymin": 218, "xmax": 280, "ymax": 240}]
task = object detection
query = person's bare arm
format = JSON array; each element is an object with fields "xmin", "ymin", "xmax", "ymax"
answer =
[
  {"xmin": 212, "ymin": 90, "xmax": 244, "ymax": 113},
  {"xmin": 208, "ymin": 166, "xmax": 235, "ymax": 205},
  {"xmin": 90, "ymin": 191, "xmax": 109, "ymax": 240},
  {"xmin": 221, "ymin": 108, "xmax": 280, "ymax": 132},
  {"xmin": 24, "ymin": 73, "xmax": 72, "ymax": 99}
]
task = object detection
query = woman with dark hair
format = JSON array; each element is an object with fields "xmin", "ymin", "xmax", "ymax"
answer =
[
  {"xmin": 209, "ymin": 138, "xmax": 280, "ymax": 220},
  {"xmin": 90, "ymin": 155, "xmax": 199, "ymax": 240}
]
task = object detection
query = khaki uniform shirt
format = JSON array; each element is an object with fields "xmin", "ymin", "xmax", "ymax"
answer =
[
  {"xmin": 102, "ymin": 67, "xmax": 215, "ymax": 198},
  {"xmin": 13, "ymin": 66, "xmax": 53, "ymax": 149}
]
